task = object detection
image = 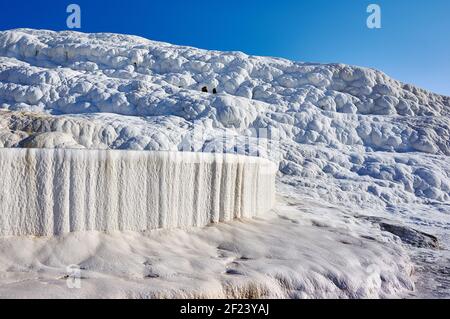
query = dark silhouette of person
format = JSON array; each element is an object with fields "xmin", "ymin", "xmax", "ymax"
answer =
[
  {"xmin": 213, "ymin": 88, "xmax": 217, "ymax": 94},
  {"xmin": 201, "ymin": 86, "xmax": 208, "ymax": 93}
]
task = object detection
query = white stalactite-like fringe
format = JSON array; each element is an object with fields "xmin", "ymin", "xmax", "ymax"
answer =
[{"xmin": 0, "ymin": 149, "xmax": 276, "ymax": 236}]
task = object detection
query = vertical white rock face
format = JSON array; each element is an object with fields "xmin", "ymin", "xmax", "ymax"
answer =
[{"xmin": 0, "ymin": 149, "xmax": 276, "ymax": 236}]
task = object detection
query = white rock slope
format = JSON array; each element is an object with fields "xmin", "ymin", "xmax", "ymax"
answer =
[{"xmin": 0, "ymin": 29, "xmax": 449, "ymax": 298}]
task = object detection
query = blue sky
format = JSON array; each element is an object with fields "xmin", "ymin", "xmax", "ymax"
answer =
[{"xmin": 1, "ymin": 0, "xmax": 449, "ymax": 96}]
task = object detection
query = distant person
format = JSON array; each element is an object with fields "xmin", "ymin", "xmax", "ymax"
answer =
[{"xmin": 201, "ymin": 86, "xmax": 208, "ymax": 93}]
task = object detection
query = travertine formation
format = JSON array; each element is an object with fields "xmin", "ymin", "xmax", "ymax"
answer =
[
  {"xmin": 0, "ymin": 148, "xmax": 276, "ymax": 236},
  {"xmin": 0, "ymin": 29, "xmax": 448, "ymax": 299}
]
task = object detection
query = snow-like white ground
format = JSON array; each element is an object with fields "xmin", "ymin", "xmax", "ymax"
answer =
[
  {"xmin": 0, "ymin": 195, "xmax": 414, "ymax": 299},
  {"xmin": 0, "ymin": 29, "xmax": 449, "ymax": 298}
]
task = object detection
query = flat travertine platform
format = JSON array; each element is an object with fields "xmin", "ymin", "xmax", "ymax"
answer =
[{"xmin": 0, "ymin": 149, "xmax": 276, "ymax": 236}]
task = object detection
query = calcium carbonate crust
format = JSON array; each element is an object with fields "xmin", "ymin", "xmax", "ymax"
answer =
[
  {"xmin": 0, "ymin": 148, "xmax": 275, "ymax": 236},
  {"xmin": 0, "ymin": 29, "xmax": 449, "ymax": 298},
  {"xmin": 0, "ymin": 29, "xmax": 448, "ymax": 208}
]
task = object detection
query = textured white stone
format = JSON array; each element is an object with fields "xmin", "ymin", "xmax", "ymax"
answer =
[
  {"xmin": 0, "ymin": 148, "xmax": 276, "ymax": 236},
  {"xmin": 0, "ymin": 29, "xmax": 449, "ymax": 298}
]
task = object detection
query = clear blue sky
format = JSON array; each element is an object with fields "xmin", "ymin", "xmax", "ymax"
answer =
[{"xmin": 0, "ymin": 0, "xmax": 449, "ymax": 96}]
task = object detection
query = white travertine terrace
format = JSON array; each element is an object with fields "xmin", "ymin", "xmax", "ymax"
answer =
[
  {"xmin": 0, "ymin": 148, "xmax": 276, "ymax": 236},
  {"xmin": 1, "ymin": 29, "xmax": 449, "ymax": 298}
]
